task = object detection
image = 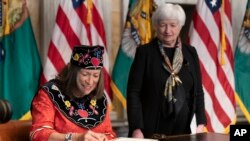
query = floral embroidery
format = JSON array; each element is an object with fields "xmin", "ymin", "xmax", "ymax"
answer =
[
  {"xmin": 51, "ymin": 84, "xmax": 59, "ymax": 91},
  {"xmin": 43, "ymin": 80, "xmax": 107, "ymax": 129},
  {"xmin": 72, "ymin": 53, "xmax": 80, "ymax": 61},
  {"xmin": 89, "ymin": 98, "xmax": 98, "ymax": 115},
  {"xmin": 69, "ymin": 106, "xmax": 74, "ymax": 116},
  {"xmin": 78, "ymin": 109, "xmax": 88, "ymax": 118},
  {"xmin": 64, "ymin": 100, "xmax": 71, "ymax": 108},
  {"xmin": 90, "ymin": 99, "xmax": 96, "ymax": 107}
]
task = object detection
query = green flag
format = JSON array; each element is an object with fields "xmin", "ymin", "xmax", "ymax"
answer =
[
  {"xmin": 111, "ymin": 0, "xmax": 155, "ymax": 108},
  {"xmin": 0, "ymin": 1, "xmax": 42, "ymax": 120},
  {"xmin": 235, "ymin": 0, "xmax": 250, "ymax": 122}
]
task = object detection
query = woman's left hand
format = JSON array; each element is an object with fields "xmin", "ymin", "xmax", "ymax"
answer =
[{"xmin": 196, "ymin": 124, "xmax": 205, "ymax": 133}]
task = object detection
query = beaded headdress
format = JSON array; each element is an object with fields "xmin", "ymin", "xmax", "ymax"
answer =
[{"xmin": 71, "ymin": 45, "xmax": 104, "ymax": 69}]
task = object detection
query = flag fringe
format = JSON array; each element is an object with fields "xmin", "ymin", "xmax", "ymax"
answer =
[
  {"xmin": 235, "ymin": 93, "xmax": 250, "ymax": 123},
  {"xmin": 111, "ymin": 81, "xmax": 127, "ymax": 109},
  {"xmin": 19, "ymin": 111, "xmax": 32, "ymax": 120}
]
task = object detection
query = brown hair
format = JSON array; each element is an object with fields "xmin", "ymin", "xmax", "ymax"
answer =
[{"xmin": 55, "ymin": 63, "xmax": 104, "ymax": 99}]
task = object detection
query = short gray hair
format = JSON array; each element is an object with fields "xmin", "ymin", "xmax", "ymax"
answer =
[{"xmin": 152, "ymin": 3, "xmax": 186, "ymax": 27}]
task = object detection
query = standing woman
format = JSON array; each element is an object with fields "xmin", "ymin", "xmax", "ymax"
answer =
[
  {"xmin": 30, "ymin": 45, "xmax": 116, "ymax": 141},
  {"xmin": 127, "ymin": 3, "xmax": 206, "ymax": 138}
]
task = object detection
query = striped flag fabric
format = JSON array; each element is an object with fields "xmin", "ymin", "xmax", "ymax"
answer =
[
  {"xmin": 111, "ymin": 0, "xmax": 154, "ymax": 108},
  {"xmin": 234, "ymin": 0, "xmax": 250, "ymax": 122},
  {"xmin": 188, "ymin": 0, "xmax": 236, "ymax": 133},
  {"xmin": 40, "ymin": 0, "xmax": 112, "ymax": 101}
]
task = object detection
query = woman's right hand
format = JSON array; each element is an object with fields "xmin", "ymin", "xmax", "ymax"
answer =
[
  {"xmin": 132, "ymin": 129, "xmax": 144, "ymax": 138},
  {"xmin": 76, "ymin": 130, "xmax": 109, "ymax": 141}
]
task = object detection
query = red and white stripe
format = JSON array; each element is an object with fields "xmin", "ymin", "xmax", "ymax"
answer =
[
  {"xmin": 189, "ymin": 0, "xmax": 236, "ymax": 133},
  {"xmin": 41, "ymin": 0, "xmax": 112, "ymax": 101}
]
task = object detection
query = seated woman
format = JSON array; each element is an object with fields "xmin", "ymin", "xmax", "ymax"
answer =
[{"xmin": 30, "ymin": 45, "xmax": 116, "ymax": 141}]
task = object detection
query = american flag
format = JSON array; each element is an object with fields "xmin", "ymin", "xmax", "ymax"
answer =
[
  {"xmin": 189, "ymin": 0, "xmax": 236, "ymax": 133},
  {"xmin": 40, "ymin": 0, "xmax": 112, "ymax": 101}
]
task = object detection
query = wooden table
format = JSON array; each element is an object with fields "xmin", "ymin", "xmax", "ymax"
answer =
[
  {"xmin": 154, "ymin": 133, "xmax": 229, "ymax": 141},
  {"xmin": 0, "ymin": 120, "xmax": 31, "ymax": 141}
]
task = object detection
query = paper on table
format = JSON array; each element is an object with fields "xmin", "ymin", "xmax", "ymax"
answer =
[{"xmin": 113, "ymin": 137, "xmax": 158, "ymax": 141}]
